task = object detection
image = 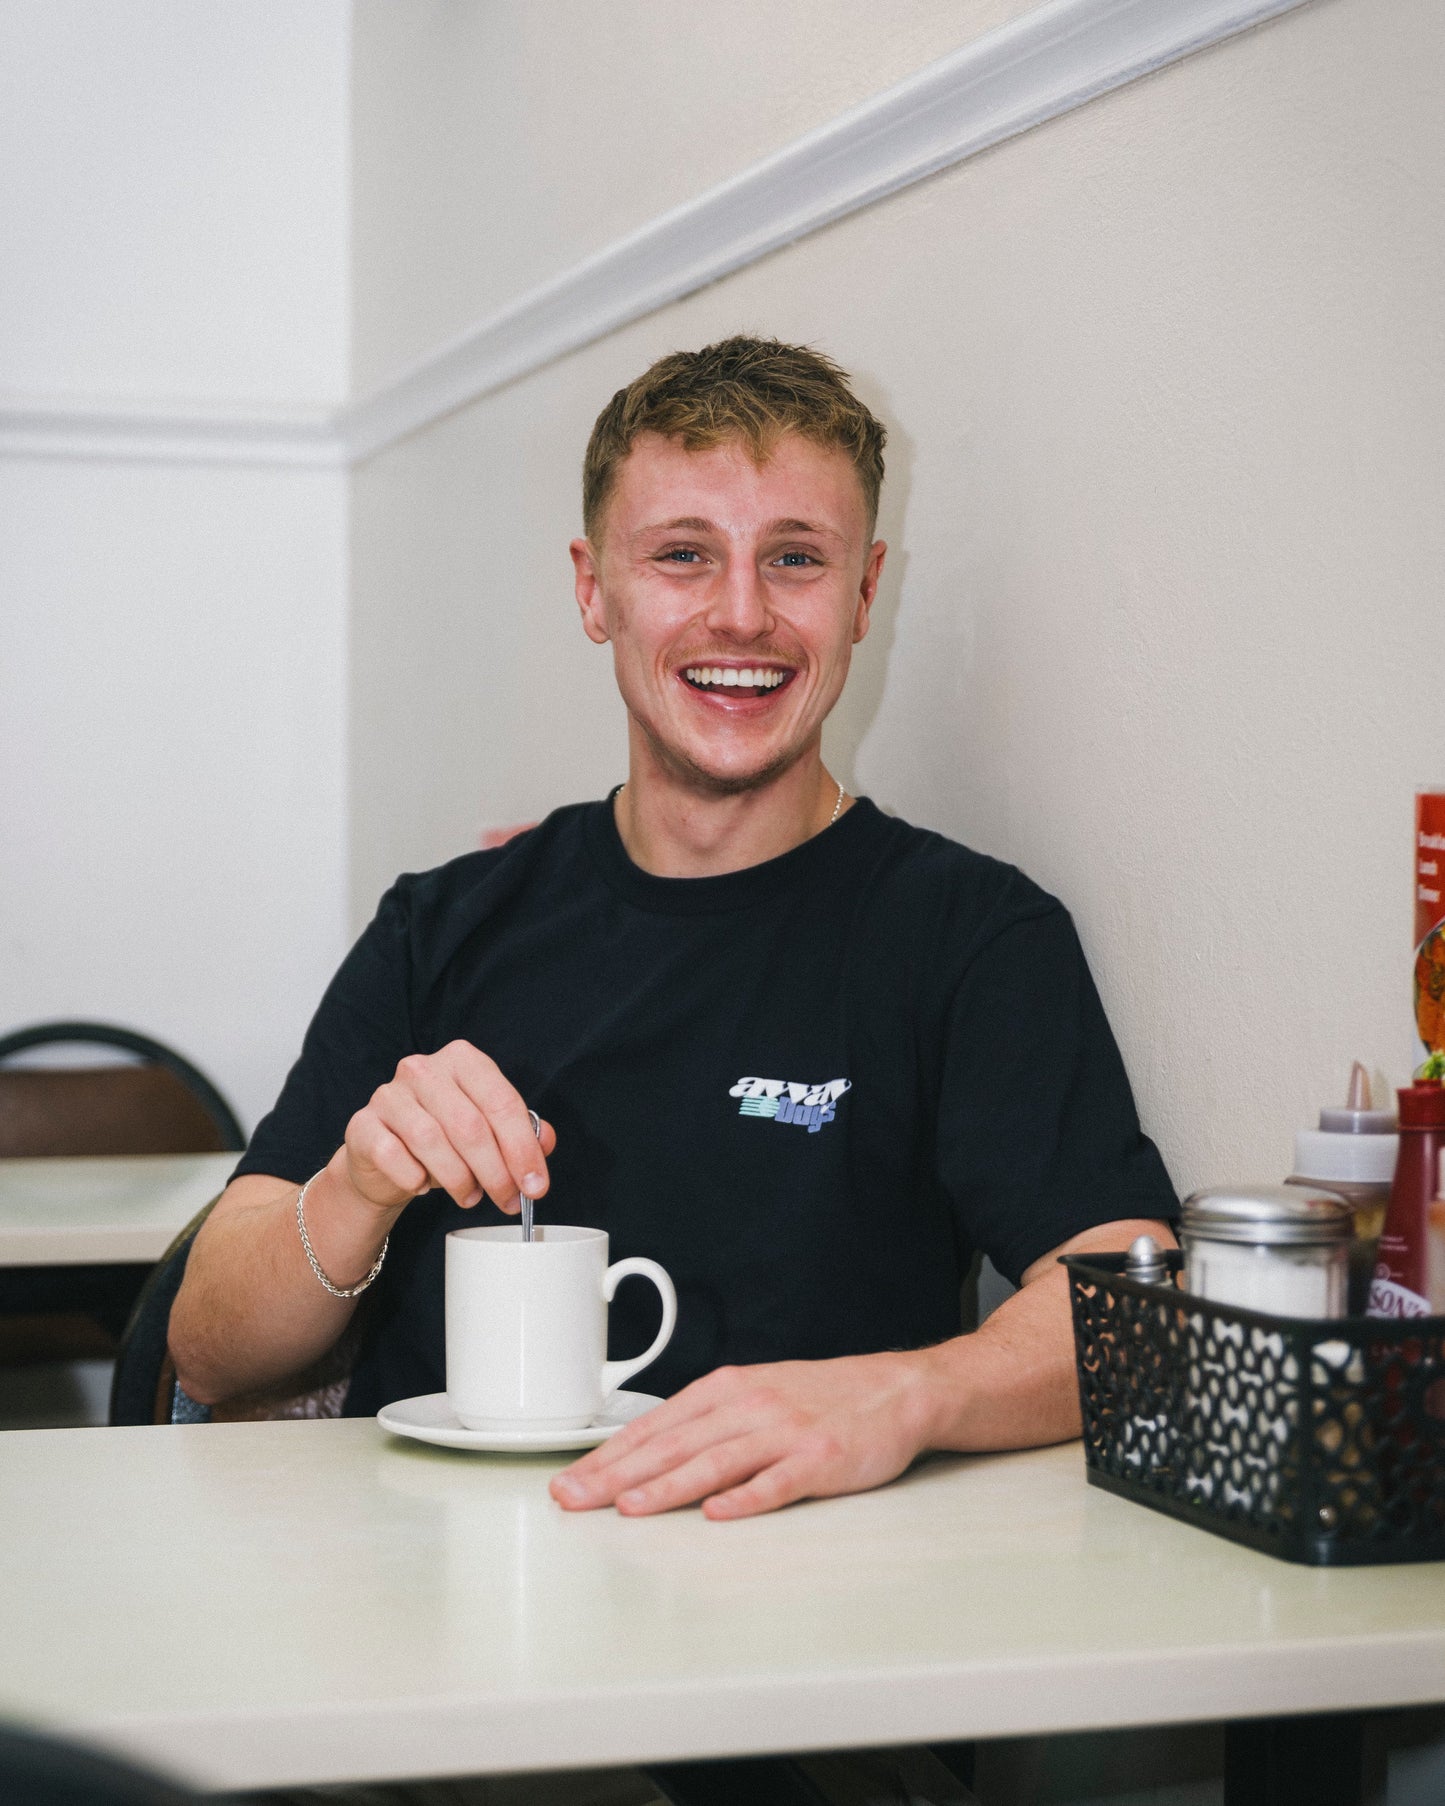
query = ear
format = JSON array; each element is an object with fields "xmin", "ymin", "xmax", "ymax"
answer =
[
  {"xmin": 571, "ymin": 538, "xmax": 611, "ymax": 645},
  {"xmin": 852, "ymin": 539, "xmax": 886, "ymax": 645}
]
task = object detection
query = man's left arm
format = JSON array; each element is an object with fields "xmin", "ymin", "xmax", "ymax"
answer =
[{"xmin": 550, "ymin": 1215, "xmax": 1175, "ymax": 1520}]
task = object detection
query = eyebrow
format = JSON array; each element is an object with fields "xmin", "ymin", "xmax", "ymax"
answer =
[
  {"xmin": 633, "ymin": 516, "xmax": 843, "ymax": 541},
  {"xmin": 639, "ymin": 517, "xmax": 714, "ymax": 535}
]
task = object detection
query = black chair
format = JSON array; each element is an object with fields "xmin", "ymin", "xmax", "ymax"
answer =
[
  {"xmin": 0, "ymin": 1022, "xmax": 244, "ymax": 1374},
  {"xmin": 110, "ymin": 1201, "xmax": 361, "ymax": 1427},
  {"xmin": 0, "ymin": 1021, "xmax": 244, "ymax": 1159},
  {"xmin": 108, "ymin": 1206, "xmax": 216, "ymax": 1426}
]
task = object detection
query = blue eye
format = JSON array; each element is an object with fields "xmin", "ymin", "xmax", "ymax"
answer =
[
  {"xmin": 660, "ymin": 548, "xmax": 702, "ymax": 563},
  {"xmin": 776, "ymin": 551, "xmax": 816, "ymax": 567}
]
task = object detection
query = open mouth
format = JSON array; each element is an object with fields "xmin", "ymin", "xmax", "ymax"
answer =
[{"xmin": 680, "ymin": 664, "xmax": 794, "ymax": 701}]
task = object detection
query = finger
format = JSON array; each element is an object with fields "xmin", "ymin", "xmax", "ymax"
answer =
[
  {"xmin": 551, "ymin": 1409, "xmax": 694, "ymax": 1500},
  {"xmin": 611, "ymin": 1433, "xmax": 779, "ymax": 1516},
  {"xmin": 444, "ymin": 1043, "xmax": 551, "ymax": 1200},
  {"xmin": 371, "ymin": 1084, "xmax": 481, "ymax": 1208},
  {"xmin": 443, "ymin": 1117, "xmax": 519, "ymax": 1213},
  {"xmin": 558, "ymin": 1368, "xmax": 752, "ymax": 1485},
  {"xmin": 553, "ymin": 1400, "xmax": 774, "ymax": 1507},
  {"xmin": 702, "ymin": 1454, "xmax": 818, "ymax": 1520},
  {"xmin": 402, "ymin": 1063, "xmax": 520, "ymax": 1210},
  {"xmin": 346, "ymin": 1120, "xmax": 429, "ymax": 1203}
]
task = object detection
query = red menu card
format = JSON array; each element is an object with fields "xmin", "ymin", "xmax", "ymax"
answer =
[{"xmin": 1416, "ymin": 791, "xmax": 1445, "ymax": 1064}]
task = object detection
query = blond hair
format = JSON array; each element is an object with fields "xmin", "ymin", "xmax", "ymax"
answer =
[{"xmin": 582, "ymin": 335, "xmax": 887, "ymax": 540}]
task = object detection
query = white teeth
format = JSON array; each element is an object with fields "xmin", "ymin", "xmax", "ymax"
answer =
[{"xmin": 683, "ymin": 665, "xmax": 788, "ymax": 689}]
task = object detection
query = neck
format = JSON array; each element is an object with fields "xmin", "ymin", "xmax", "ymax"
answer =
[{"xmin": 615, "ymin": 736, "xmax": 847, "ymax": 878}]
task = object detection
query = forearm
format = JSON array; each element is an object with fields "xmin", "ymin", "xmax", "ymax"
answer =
[
  {"xmin": 911, "ymin": 1268, "xmax": 1082, "ymax": 1451},
  {"xmin": 913, "ymin": 1217, "xmax": 1177, "ymax": 1454},
  {"xmin": 168, "ymin": 1152, "xmax": 403, "ymax": 1405}
]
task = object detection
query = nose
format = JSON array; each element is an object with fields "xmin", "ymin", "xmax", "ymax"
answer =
[{"xmin": 703, "ymin": 556, "xmax": 772, "ymax": 641}]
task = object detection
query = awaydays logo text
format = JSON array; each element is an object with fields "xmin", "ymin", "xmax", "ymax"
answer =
[{"xmin": 729, "ymin": 1075, "xmax": 851, "ymax": 1134}]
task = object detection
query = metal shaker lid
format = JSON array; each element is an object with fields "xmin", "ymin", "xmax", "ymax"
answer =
[
  {"xmin": 1180, "ymin": 1184, "xmax": 1354, "ymax": 1246},
  {"xmin": 1124, "ymin": 1233, "xmax": 1171, "ymax": 1284}
]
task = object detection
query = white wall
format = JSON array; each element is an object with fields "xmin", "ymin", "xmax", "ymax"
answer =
[
  {"xmin": 0, "ymin": 1, "xmax": 351, "ymax": 1132},
  {"xmin": 0, "ymin": 462, "xmax": 347, "ymax": 1130},
  {"xmin": 0, "ymin": 0, "xmax": 349, "ymax": 408},
  {"xmin": 349, "ymin": 0, "xmax": 1040, "ymax": 394},
  {"xmin": 347, "ymin": 0, "xmax": 1445, "ymax": 1203}
]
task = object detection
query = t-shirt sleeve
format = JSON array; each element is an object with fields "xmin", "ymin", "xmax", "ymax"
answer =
[
  {"xmin": 232, "ymin": 880, "xmax": 418, "ymax": 1186},
  {"xmin": 935, "ymin": 903, "xmax": 1177, "ymax": 1286}
]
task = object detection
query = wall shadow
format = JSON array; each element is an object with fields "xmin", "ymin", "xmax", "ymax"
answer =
[{"xmin": 822, "ymin": 370, "xmax": 914, "ymax": 797}]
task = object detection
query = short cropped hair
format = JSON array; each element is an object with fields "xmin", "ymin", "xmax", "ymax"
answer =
[{"xmin": 582, "ymin": 335, "xmax": 887, "ymax": 540}]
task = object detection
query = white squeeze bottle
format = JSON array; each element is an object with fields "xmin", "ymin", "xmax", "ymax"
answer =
[
  {"xmin": 1288, "ymin": 1062, "xmax": 1398, "ymax": 1313},
  {"xmin": 1289, "ymin": 1063, "xmax": 1398, "ymax": 1234}
]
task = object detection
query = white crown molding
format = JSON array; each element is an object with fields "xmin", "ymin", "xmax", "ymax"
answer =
[
  {"xmin": 0, "ymin": 398, "xmax": 344, "ymax": 468},
  {"xmin": 1, "ymin": 0, "xmax": 1310, "ymax": 470},
  {"xmin": 339, "ymin": 0, "xmax": 1312, "ymax": 462}
]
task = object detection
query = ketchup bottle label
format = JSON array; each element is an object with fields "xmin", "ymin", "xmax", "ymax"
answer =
[
  {"xmin": 1367, "ymin": 1273, "xmax": 1430, "ymax": 1318},
  {"xmin": 1368, "ymin": 1080, "xmax": 1445, "ymax": 1320}
]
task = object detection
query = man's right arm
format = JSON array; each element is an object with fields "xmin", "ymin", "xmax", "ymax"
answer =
[{"xmin": 169, "ymin": 1042, "xmax": 554, "ymax": 1406}]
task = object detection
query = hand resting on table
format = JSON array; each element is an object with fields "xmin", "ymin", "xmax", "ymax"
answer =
[{"xmin": 550, "ymin": 1216, "xmax": 1175, "ymax": 1520}]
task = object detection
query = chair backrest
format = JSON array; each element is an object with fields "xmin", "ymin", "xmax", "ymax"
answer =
[
  {"xmin": 0, "ymin": 1022, "xmax": 244, "ymax": 1159},
  {"xmin": 110, "ymin": 1200, "xmax": 360, "ymax": 1426},
  {"xmin": 109, "ymin": 1204, "xmax": 217, "ymax": 1426}
]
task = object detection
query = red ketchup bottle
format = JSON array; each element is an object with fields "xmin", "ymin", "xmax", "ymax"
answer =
[{"xmin": 1368, "ymin": 1080, "xmax": 1445, "ymax": 1318}]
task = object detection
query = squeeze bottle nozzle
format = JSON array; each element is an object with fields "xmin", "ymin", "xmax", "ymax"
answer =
[{"xmin": 1319, "ymin": 1062, "xmax": 1397, "ymax": 1135}]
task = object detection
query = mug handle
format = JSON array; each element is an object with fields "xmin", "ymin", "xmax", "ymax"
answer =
[{"xmin": 599, "ymin": 1258, "xmax": 677, "ymax": 1398}]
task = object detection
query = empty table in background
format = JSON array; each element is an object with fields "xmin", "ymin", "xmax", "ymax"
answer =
[{"xmin": 0, "ymin": 1152, "xmax": 235, "ymax": 1267}]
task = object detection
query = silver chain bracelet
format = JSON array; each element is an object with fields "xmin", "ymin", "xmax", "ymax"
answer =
[{"xmin": 295, "ymin": 1169, "xmax": 389, "ymax": 1300}]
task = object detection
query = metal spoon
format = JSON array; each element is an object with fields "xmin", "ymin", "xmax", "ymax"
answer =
[{"xmin": 523, "ymin": 1109, "xmax": 542, "ymax": 1242}]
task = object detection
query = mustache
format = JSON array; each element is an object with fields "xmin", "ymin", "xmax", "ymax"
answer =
[{"xmin": 670, "ymin": 650, "xmax": 799, "ymax": 667}]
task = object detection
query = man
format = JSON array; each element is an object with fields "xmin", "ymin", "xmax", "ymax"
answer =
[{"xmin": 170, "ymin": 336, "xmax": 1175, "ymax": 1529}]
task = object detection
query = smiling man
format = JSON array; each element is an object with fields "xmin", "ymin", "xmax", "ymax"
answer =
[{"xmin": 170, "ymin": 338, "xmax": 1176, "ymax": 1528}]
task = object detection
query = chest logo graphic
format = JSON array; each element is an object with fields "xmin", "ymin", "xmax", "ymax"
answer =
[{"xmin": 729, "ymin": 1075, "xmax": 851, "ymax": 1134}]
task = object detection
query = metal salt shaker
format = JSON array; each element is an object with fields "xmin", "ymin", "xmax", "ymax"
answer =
[
  {"xmin": 1179, "ymin": 1185, "xmax": 1353, "ymax": 1512},
  {"xmin": 1124, "ymin": 1233, "xmax": 1172, "ymax": 1286},
  {"xmin": 1180, "ymin": 1185, "xmax": 1353, "ymax": 1317},
  {"xmin": 1120, "ymin": 1234, "xmax": 1174, "ymax": 1472}
]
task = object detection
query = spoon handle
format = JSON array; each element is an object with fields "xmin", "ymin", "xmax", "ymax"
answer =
[{"xmin": 523, "ymin": 1109, "xmax": 542, "ymax": 1242}]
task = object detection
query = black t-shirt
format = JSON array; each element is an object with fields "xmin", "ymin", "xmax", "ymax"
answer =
[{"xmin": 235, "ymin": 797, "xmax": 1176, "ymax": 1416}]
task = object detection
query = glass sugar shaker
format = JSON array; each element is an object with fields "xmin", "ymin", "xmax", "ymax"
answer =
[{"xmin": 1180, "ymin": 1185, "xmax": 1353, "ymax": 1317}]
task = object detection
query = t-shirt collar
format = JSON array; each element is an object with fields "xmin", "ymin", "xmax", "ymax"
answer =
[{"xmin": 584, "ymin": 787, "xmax": 882, "ymax": 915}]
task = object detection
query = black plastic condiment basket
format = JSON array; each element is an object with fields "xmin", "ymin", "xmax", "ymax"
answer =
[{"xmin": 1064, "ymin": 1251, "xmax": 1445, "ymax": 1565}]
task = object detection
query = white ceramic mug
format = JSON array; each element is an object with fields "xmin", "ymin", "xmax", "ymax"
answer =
[{"xmin": 445, "ymin": 1224, "xmax": 677, "ymax": 1431}]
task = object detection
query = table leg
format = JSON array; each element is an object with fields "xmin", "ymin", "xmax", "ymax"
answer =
[{"xmin": 1224, "ymin": 1713, "xmax": 1372, "ymax": 1806}]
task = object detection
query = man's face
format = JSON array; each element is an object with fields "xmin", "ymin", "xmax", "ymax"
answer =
[{"xmin": 572, "ymin": 431, "xmax": 885, "ymax": 795}]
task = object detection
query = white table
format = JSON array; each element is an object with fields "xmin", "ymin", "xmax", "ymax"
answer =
[
  {"xmin": 0, "ymin": 1153, "xmax": 234, "ymax": 1266},
  {"xmin": 2, "ymin": 1420, "xmax": 1443, "ymax": 1795}
]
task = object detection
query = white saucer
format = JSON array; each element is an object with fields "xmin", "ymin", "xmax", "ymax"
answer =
[{"xmin": 377, "ymin": 1388, "xmax": 664, "ymax": 1453}]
